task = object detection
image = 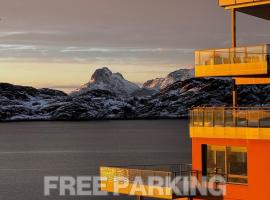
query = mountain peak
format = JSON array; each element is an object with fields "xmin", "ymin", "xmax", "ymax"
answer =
[
  {"xmin": 90, "ymin": 67, "xmax": 113, "ymax": 83},
  {"xmin": 143, "ymin": 68, "xmax": 194, "ymax": 91},
  {"xmin": 161, "ymin": 68, "xmax": 194, "ymax": 89},
  {"xmin": 73, "ymin": 67, "xmax": 140, "ymax": 96}
]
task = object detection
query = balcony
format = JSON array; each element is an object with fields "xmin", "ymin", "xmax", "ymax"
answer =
[
  {"xmin": 219, "ymin": 0, "xmax": 270, "ymax": 7},
  {"xmin": 190, "ymin": 107, "xmax": 270, "ymax": 140},
  {"xmin": 195, "ymin": 44, "xmax": 270, "ymax": 77},
  {"xmin": 219, "ymin": 0, "xmax": 270, "ymax": 20},
  {"xmin": 100, "ymin": 164, "xmax": 222, "ymax": 199}
]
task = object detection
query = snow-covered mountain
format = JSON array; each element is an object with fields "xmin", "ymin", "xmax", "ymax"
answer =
[
  {"xmin": 143, "ymin": 68, "xmax": 194, "ymax": 91},
  {"xmin": 72, "ymin": 67, "xmax": 140, "ymax": 96},
  {"xmin": 0, "ymin": 67, "xmax": 269, "ymax": 121}
]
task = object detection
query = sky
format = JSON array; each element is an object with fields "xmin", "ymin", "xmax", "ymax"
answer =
[{"xmin": 0, "ymin": 0, "xmax": 270, "ymax": 92}]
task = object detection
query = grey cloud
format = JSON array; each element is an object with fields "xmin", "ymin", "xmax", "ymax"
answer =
[
  {"xmin": 0, "ymin": 43, "xmax": 194, "ymax": 67},
  {"xmin": 0, "ymin": 0, "xmax": 268, "ymax": 66}
]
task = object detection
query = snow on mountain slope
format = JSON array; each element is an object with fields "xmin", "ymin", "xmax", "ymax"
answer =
[
  {"xmin": 160, "ymin": 68, "xmax": 194, "ymax": 89},
  {"xmin": 143, "ymin": 78, "xmax": 164, "ymax": 91},
  {"xmin": 72, "ymin": 67, "xmax": 140, "ymax": 96},
  {"xmin": 143, "ymin": 68, "xmax": 194, "ymax": 91}
]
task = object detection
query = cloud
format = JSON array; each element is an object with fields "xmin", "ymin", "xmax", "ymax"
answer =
[
  {"xmin": 60, "ymin": 47, "xmax": 194, "ymax": 53},
  {"xmin": 0, "ymin": 43, "xmax": 194, "ymax": 67},
  {"xmin": 0, "ymin": 30, "xmax": 65, "ymax": 38},
  {"xmin": 0, "ymin": 44, "xmax": 37, "ymax": 50},
  {"xmin": 0, "ymin": 31, "xmax": 28, "ymax": 37}
]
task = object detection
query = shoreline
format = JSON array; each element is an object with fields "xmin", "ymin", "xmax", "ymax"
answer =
[{"xmin": 0, "ymin": 116, "xmax": 189, "ymax": 123}]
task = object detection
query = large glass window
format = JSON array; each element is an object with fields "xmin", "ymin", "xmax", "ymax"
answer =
[
  {"xmin": 207, "ymin": 146, "xmax": 226, "ymax": 176},
  {"xmin": 204, "ymin": 145, "xmax": 248, "ymax": 184},
  {"xmin": 227, "ymin": 147, "xmax": 248, "ymax": 184}
]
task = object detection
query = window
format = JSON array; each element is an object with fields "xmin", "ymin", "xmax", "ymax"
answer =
[
  {"xmin": 203, "ymin": 145, "xmax": 248, "ymax": 184},
  {"xmin": 207, "ymin": 146, "xmax": 226, "ymax": 176},
  {"xmin": 227, "ymin": 147, "xmax": 248, "ymax": 184}
]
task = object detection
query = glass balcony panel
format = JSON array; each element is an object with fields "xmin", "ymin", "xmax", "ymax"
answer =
[
  {"xmin": 199, "ymin": 50, "xmax": 214, "ymax": 66},
  {"xmin": 236, "ymin": 110, "xmax": 247, "ymax": 127},
  {"xmin": 215, "ymin": 49, "xmax": 231, "ymax": 65},
  {"xmin": 260, "ymin": 110, "xmax": 270, "ymax": 127},
  {"xmin": 225, "ymin": 109, "xmax": 235, "ymax": 127},
  {"xmin": 195, "ymin": 51, "xmax": 200, "ymax": 66},
  {"xmin": 232, "ymin": 47, "xmax": 245, "ymax": 64},
  {"xmin": 204, "ymin": 109, "xmax": 214, "ymax": 127},
  {"xmin": 193, "ymin": 109, "xmax": 204, "ymax": 126},
  {"xmin": 191, "ymin": 110, "xmax": 196, "ymax": 126},
  {"xmin": 247, "ymin": 110, "xmax": 259, "ymax": 127},
  {"xmin": 214, "ymin": 109, "xmax": 225, "ymax": 127},
  {"xmin": 248, "ymin": 45, "xmax": 265, "ymax": 62}
]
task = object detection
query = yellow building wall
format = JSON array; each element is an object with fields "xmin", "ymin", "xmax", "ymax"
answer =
[
  {"xmin": 195, "ymin": 62, "xmax": 268, "ymax": 77},
  {"xmin": 190, "ymin": 126, "xmax": 270, "ymax": 140}
]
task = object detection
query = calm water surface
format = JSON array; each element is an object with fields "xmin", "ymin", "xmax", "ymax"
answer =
[{"xmin": 0, "ymin": 120, "xmax": 191, "ymax": 200}]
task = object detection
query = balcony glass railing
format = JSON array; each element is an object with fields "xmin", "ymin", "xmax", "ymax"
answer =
[
  {"xmin": 100, "ymin": 164, "xmax": 218, "ymax": 199},
  {"xmin": 195, "ymin": 45, "xmax": 268, "ymax": 66},
  {"xmin": 190, "ymin": 107, "xmax": 270, "ymax": 128},
  {"xmin": 219, "ymin": 0, "xmax": 268, "ymax": 7},
  {"xmin": 101, "ymin": 164, "xmax": 193, "ymax": 185},
  {"xmin": 195, "ymin": 45, "xmax": 270, "ymax": 77}
]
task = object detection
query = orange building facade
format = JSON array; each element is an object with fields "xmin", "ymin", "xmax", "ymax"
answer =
[
  {"xmin": 192, "ymin": 0, "xmax": 270, "ymax": 199},
  {"xmin": 192, "ymin": 138, "xmax": 270, "ymax": 200},
  {"xmin": 100, "ymin": 1, "xmax": 270, "ymax": 199}
]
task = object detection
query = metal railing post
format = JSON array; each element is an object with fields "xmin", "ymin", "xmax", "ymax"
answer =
[
  {"xmin": 192, "ymin": 110, "xmax": 194, "ymax": 127},
  {"xmin": 136, "ymin": 196, "xmax": 144, "ymax": 200},
  {"xmin": 258, "ymin": 108, "xmax": 261, "ymax": 128},
  {"xmin": 223, "ymin": 107, "xmax": 226, "ymax": 127},
  {"xmin": 202, "ymin": 108, "xmax": 205, "ymax": 127},
  {"xmin": 212, "ymin": 109, "xmax": 215, "ymax": 127},
  {"xmin": 246, "ymin": 109, "xmax": 249, "ymax": 127}
]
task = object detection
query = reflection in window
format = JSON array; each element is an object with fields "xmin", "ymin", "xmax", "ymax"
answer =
[
  {"xmin": 204, "ymin": 145, "xmax": 248, "ymax": 184},
  {"xmin": 207, "ymin": 146, "xmax": 226, "ymax": 176},
  {"xmin": 227, "ymin": 147, "xmax": 248, "ymax": 184}
]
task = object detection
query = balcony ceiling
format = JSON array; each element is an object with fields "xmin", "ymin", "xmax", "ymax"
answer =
[{"xmin": 237, "ymin": 4, "xmax": 270, "ymax": 20}]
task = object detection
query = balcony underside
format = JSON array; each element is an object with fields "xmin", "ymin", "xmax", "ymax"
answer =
[
  {"xmin": 219, "ymin": 0, "xmax": 270, "ymax": 7},
  {"xmin": 219, "ymin": 0, "xmax": 270, "ymax": 20},
  {"xmin": 233, "ymin": 77, "xmax": 270, "ymax": 85},
  {"xmin": 237, "ymin": 4, "xmax": 270, "ymax": 20}
]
